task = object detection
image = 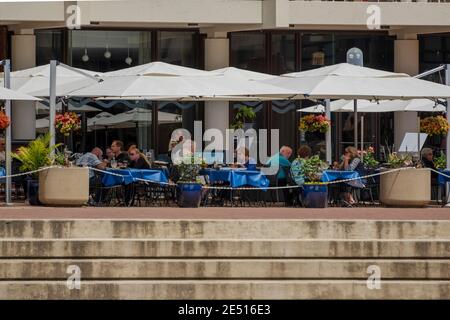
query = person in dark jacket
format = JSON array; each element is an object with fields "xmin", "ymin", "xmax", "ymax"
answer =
[{"xmin": 128, "ymin": 147, "xmax": 151, "ymax": 169}]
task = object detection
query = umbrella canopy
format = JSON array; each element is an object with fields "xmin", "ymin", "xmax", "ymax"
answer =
[
  {"xmin": 0, "ymin": 86, "xmax": 40, "ymax": 101},
  {"xmin": 265, "ymin": 63, "xmax": 450, "ymax": 99},
  {"xmin": 103, "ymin": 61, "xmax": 211, "ymax": 77},
  {"xmin": 68, "ymin": 74, "xmax": 297, "ymax": 101},
  {"xmin": 89, "ymin": 108, "xmax": 181, "ymax": 130},
  {"xmin": 209, "ymin": 67, "xmax": 276, "ymax": 81},
  {"xmin": 300, "ymin": 99, "xmax": 447, "ymax": 113},
  {"xmin": 0, "ymin": 64, "xmax": 103, "ymax": 97},
  {"xmin": 36, "ymin": 117, "xmax": 49, "ymax": 131},
  {"xmin": 36, "ymin": 101, "xmax": 100, "ymax": 113},
  {"xmin": 87, "ymin": 111, "xmax": 114, "ymax": 130}
]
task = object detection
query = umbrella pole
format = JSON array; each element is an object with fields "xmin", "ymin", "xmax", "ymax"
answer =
[
  {"xmin": 2, "ymin": 59, "xmax": 12, "ymax": 205},
  {"xmin": 354, "ymin": 99, "xmax": 358, "ymax": 149},
  {"xmin": 325, "ymin": 99, "xmax": 332, "ymax": 164},
  {"xmin": 361, "ymin": 115, "xmax": 364, "ymax": 162},
  {"xmin": 105, "ymin": 127, "xmax": 108, "ymax": 150},
  {"xmin": 49, "ymin": 60, "xmax": 57, "ymax": 152}
]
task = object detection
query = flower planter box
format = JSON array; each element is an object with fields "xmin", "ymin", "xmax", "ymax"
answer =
[
  {"xmin": 177, "ymin": 182, "xmax": 202, "ymax": 208},
  {"xmin": 380, "ymin": 168, "xmax": 430, "ymax": 207},
  {"xmin": 303, "ymin": 183, "xmax": 328, "ymax": 208},
  {"xmin": 38, "ymin": 167, "xmax": 89, "ymax": 206}
]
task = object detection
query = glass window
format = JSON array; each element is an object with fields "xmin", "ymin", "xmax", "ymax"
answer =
[
  {"xmin": 157, "ymin": 31, "xmax": 198, "ymax": 68},
  {"xmin": 35, "ymin": 29, "xmax": 64, "ymax": 66},
  {"xmin": 271, "ymin": 101, "xmax": 297, "ymax": 155},
  {"xmin": 271, "ymin": 33, "xmax": 296, "ymax": 74},
  {"xmin": 230, "ymin": 32, "xmax": 266, "ymax": 72},
  {"xmin": 68, "ymin": 30, "xmax": 152, "ymax": 72},
  {"xmin": 301, "ymin": 34, "xmax": 334, "ymax": 70}
]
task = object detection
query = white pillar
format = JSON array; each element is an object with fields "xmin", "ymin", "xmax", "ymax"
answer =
[
  {"xmin": 394, "ymin": 39, "xmax": 419, "ymax": 151},
  {"xmin": 11, "ymin": 34, "xmax": 36, "ymax": 141},
  {"xmin": 204, "ymin": 36, "xmax": 229, "ymax": 137}
]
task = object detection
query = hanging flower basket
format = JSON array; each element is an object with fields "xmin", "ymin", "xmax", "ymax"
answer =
[
  {"xmin": 420, "ymin": 115, "xmax": 449, "ymax": 136},
  {"xmin": 0, "ymin": 111, "xmax": 10, "ymax": 129},
  {"xmin": 299, "ymin": 114, "xmax": 330, "ymax": 133},
  {"xmin": 55, "ymin": 112, "xmax": 81, "ymax": 136}
]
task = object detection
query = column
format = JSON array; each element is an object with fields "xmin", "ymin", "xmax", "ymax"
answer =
[
  {"xmin": 204, "ymin": 34, "xmax": 229, "ymax": 137},
  {"xmin": 11, "ymin": 32, "xmax": 36, "ymax": 141},
  {"xmin": 394, "ymin": 38, "xmax": 419, "ymax": 151}
]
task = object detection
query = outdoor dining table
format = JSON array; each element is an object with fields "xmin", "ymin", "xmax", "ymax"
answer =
[
  {"xmin": 320, "ymin": 170, "xmax": 360, "ymax": 183},
  {"xmin": 102, "ymin": 168, "xmax": 169, "ymax": 187},
  {"xmin": 201, "ymin": 167, "xmax": 270, "ymax": 189}
]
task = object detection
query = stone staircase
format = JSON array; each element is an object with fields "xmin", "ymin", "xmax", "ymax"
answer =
[{"xmin": 0, "ymin": 219, "xmax": 449, "ymax": 299}]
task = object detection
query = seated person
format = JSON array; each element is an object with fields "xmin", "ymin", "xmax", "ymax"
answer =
[
  {"xmin": 341, "ymin": 146, "xmax": 366, "ymax": 206},
  {"xmin": 421, "ymin": 147, "xmax": 437, "ymax": 183},
  {"xmin": 128, "ymin": 147, "xmax": 151, "ymax": 169},
  {"xmin": 266, "ymin": 146, "xmax": 293, "ymax": 183},
  {"xmin": 75, "ymin": 147, "xmax": 107, "ymax": 179},
  {"xmin": 110, "ymin": 140, "xmax": 129, "ymax": 163},
  {"xmin": 234, "ymin": 147, "xmax": 257, "ymax": 171},
  {"xmin": 290, "ymin": 145, "xmax": 312, "ymax": 186}
]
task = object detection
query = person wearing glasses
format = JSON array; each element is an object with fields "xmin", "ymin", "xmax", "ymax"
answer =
[{"xmin": 128, "ymin": 147, "xmax": 151, "ymax": 169}]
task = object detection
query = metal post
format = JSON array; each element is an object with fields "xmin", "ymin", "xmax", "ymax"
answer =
[
  {"xmin": 325, "ymin": 99, "xmax": 332, "ymax": 164},
  {"xmin": 3, "ymin": 59, "xmax": 12, "ymax": 205},
  {"xmin": 361, "ymin": 115, "xmax": 364, "ymax": 162},
  {"xmin": 354, "ymin": 99, "xmax": 358, "ymax": 148},
  {"xmin": 49, "ymin": 60, "xmax": 57, "ymax": 151},
  {"xmin": 445, "ymin": 65, "xmax": 450, "ymax": 204}
]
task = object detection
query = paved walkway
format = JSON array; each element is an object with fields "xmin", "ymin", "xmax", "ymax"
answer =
[{"xmin": 0, "ymin": 205, "xmax": 449, "ymax": 220}]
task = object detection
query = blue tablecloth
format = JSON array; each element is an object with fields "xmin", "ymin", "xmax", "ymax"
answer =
[
  {"xmin": 438, "ymin": 169, "xmax": 450, "ymax": 185},
  {"xmin": 201, "ymin": 168, "xmax": 269, "ymax": 189},
  {"xmin": 0, "ymin": 167, "xmax": 5, "ymax": 177},
  {"xmin": 102, "ymin": 168, "xmax": 168, "ymax": 187},
  {"xmin": 321, "ymin": 170, "xmax": 360, "ymax": 184}
]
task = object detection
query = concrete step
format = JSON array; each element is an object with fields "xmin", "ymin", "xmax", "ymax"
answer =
[
  {"xmin": 1, "ymin": 259, "xmax": 449, "ymax": 280},
  {"xmin": 1, "ymin": 219, "xmax": 450, "ymax": 239},
  {"xmin": 1, "ymin": 280, "xmax": 450, "ymax": 299},
  {"xmin": 2, "ymin": 239, "xmax": 450, "ymax": 258}
]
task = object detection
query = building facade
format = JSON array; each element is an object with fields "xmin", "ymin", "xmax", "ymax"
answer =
[{"xmin": 1, "ymin": 0, "xmax": 450, "ymax": 160}]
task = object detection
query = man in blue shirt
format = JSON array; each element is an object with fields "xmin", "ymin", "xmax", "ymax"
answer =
[
  {"xmin": 266, "ymin": 146, "xmax": 293, "ymax": 180},
  {"xmin": 76, "ymin": 147, "xmax": 107, "ymax": 178}
]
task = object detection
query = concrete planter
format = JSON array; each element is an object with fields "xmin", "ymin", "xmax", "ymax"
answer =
[
  {"xmin": 380, "ymin": 168, "xmax": 430, "ymax": 207},
  {"xmin": 38, "ymin": 167, "xmax": 89, "ymax": 206}
]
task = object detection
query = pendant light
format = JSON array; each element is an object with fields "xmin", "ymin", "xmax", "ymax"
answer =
[
  {"xmin": 104, "ymin": 32, "xmax": 112, "ymax": 59},
  {"xmin": 81, "ymin": 33, "xmax": 89, "ymax": 62},
  {"xmin": 125, "ymin": 43, "xmax": 132, "ymax": 65}
]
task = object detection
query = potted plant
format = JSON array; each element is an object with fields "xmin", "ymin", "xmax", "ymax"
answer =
[
  {"xmin": 230, "ymin": 106, "xmax": 256, "ymax": 130},
  {"xmin": 11, "ymin": 134, "xmax": 63, "ymax": 205},
  {"xmin": 379, "ymin": 152, "xmax": 430, "ymax": 207},
  {"xmin": 12, "ymin": 133, "xmax": 89, "ymax": 206},
  {"xmin": 434, "ymin": 152, "xmax": 446, "ymax": 170},
  {"xmin": 361, "ymin": 146, "xmax": 379, "ymax": 170},
  {"xmin": 175, "ymin": 155, "xmax": 203, "ymax": 208},
  {"xmin": 301, "ymin": 155, "xmax": 329, "ymax": 208},
  {"xmin": 299, "ymin": 114, "xmax": 330, "ymax": 134},
  {"xmin": 420, "ymin": 115, "xmax": 449, "ymax": 137},
  {"xmin": 55, "ymin": 112, "xmax": 81, "ymax": 136}
]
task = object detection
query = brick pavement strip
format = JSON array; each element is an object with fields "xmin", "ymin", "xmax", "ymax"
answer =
[{"xmin": 0, "ymin": 206, "xmax": 449, "ymax": 220}]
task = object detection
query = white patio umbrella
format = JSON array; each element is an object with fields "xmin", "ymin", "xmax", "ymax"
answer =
[
  {"xmin": 90, "ymin": 108, "xmax": 181, "ymax": 129},
  {"xmin": 267, "ymin": 63, "xmax": 450, "ymax": 100},
  {"xmin": 103, "ymin": 61, "xmax": 211, "ymax": 77},
  {"xmin": 209, "ymin": 67, "xmax": 277, "ymax": 81},
  {"xmin": 0, "ymin": 64, "xmax": 102, "ymax": 97},
  {"xmin": 87, "ymin": 111, "xmax": 114, "ymax": 130},
  {"xmin": 68, "ymin": 74, "xmax": 297, "ymax": 101},
  {"xmin": 266, "ymin": 63, "xmax": 450, "ymax": 157},
  {"xmin": 0, "ymin": 86, "xmax": 41, "ymax": 101},
  {"xmin": 300, "ymin": 99, "xmax": 446, "ymax": 113},
  {"xmin": 36, "ymin": 101, "xmax": 100, "ymax": 114}
]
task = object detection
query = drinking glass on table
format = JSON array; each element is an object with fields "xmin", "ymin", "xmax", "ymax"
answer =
[{"xmin": 110, "ymin": 159, "xmax": 118, "ymax": 169}]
